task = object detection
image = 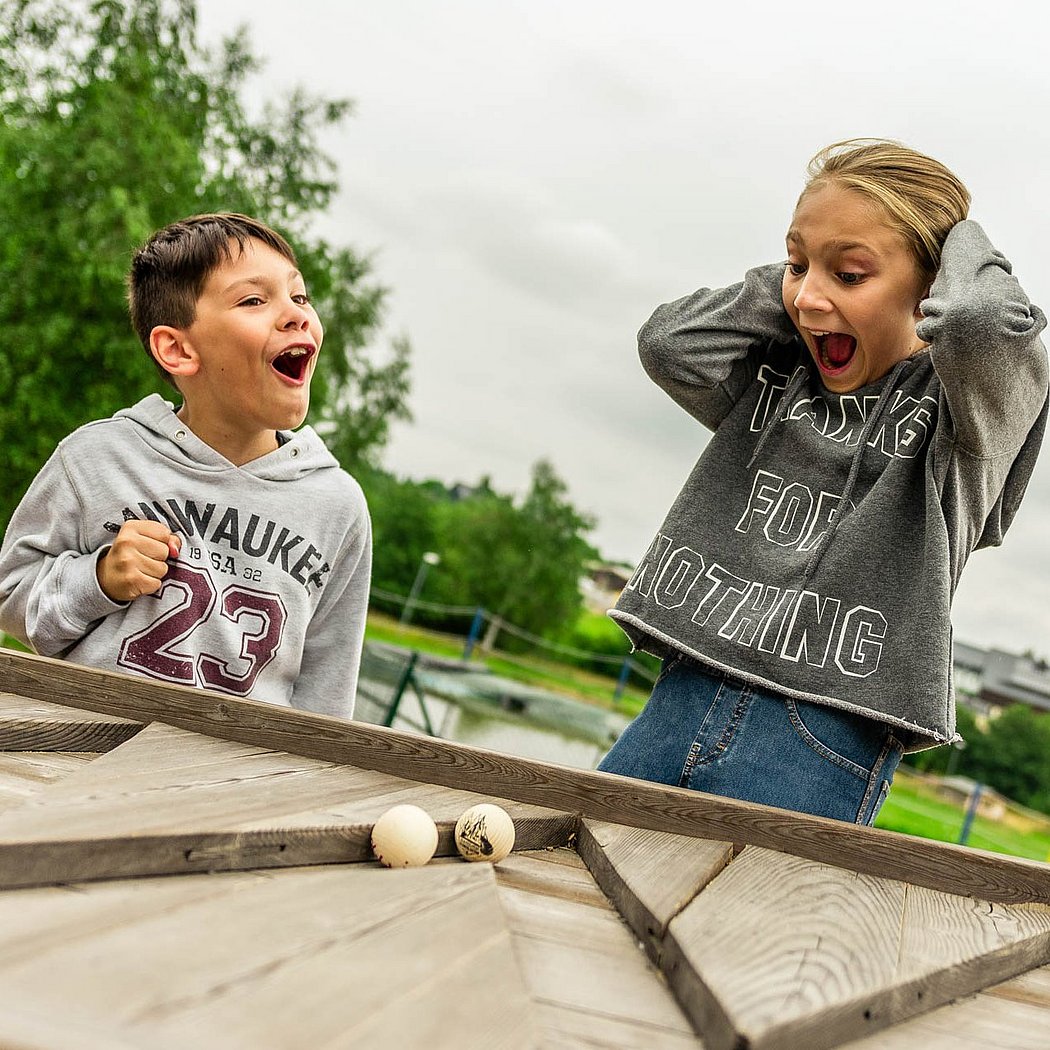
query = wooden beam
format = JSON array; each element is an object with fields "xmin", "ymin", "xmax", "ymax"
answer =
[
  {"xmin": 662, "ymin": 845, "xmax": 1050, "ymax": 1050},
  {"xmin": 0, "ymin": 692, "xmax": 142, "ymax": 751},
  {"xmin": 0, "ymin": 814, "xmax": 576, "ymax": 888},
  {"xmin": 575, "ymin": 817, "xmax": 733, "ymax": 964},
  {"xmin": 2, "ymin": 647, "xmax": 1050, "ymax": 905}
]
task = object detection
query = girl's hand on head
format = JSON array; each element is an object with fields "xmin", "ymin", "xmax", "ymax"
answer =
[{"xmin": 96, "ymin": 520, "xmax": 181, "ymax": 603}]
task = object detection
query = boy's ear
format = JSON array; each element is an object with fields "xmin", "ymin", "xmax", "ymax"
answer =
[{"xmin": 149, "ymin": 326, "xmax": 200, "ymax": 380}]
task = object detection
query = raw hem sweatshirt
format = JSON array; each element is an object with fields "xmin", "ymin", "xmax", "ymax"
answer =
[
  {"xmin": 611, "ymin": 221, "xmax": 1048, "ymax": 750},
  {"xmin": 0, "ymin": 394, "xmax": 372, "ymax": 718}
]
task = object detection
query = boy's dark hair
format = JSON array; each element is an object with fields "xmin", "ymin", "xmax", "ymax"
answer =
[{"xmin": 127, "ymin": 213, "xmax": 298, "ymax": 387}]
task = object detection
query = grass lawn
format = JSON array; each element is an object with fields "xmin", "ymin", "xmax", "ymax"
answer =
[{"xmin": 876, "ymin": 770, "xmax": 1050, "ymax": 862}]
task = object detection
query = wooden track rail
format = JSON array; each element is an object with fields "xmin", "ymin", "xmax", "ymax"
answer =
[{"xmin": 3, "ymin": 646, "xmax": 1050, "ymax": 905}]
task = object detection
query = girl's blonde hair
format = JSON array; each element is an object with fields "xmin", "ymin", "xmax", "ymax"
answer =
[{"xmin": 801, "ymin": 139, "xmax": 971, "ymax": 281}]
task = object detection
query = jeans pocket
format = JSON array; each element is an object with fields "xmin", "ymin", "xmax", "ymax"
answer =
[{"xmin": 785, "ymin": 697, "xmax": 881, "ymax": 781}]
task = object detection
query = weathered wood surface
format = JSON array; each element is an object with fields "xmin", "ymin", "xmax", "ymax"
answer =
[
  {"xmin": 841, "ymin": 963, "xmax": 1050, "ymax": 1048},
  {"xmin": 0, "ymin": 721, "xmax": 574, "ymax": 887},
  {"xmin": 576, "ymin": 817, "xmax": 733, "ymax": 963},
  {"xmin": 3, "ymin": 647, "xmax": 1049, "ymax": 906},
  {"xmin": 0, "ymin": 691, "xmax": 142, "ymax": 751},
  {"xmin": 0, "ymin": 862, "xmax": 539, "ymax": 1050},
  {"xmin": 0, "ymin": 751, "xmax": 98, "ymax": 814},
  {"xmin": 495, "ymin": 848, "xmax": 704, "ymax": 1048},
  {"xmin": 662, "ymin": 845, "xmax": 1050, "ymax": 1050}
]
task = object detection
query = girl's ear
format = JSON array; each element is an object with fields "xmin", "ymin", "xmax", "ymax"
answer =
[{"xmin": 149, "ymin": 327, "xmax": 200, "ymax": 380}]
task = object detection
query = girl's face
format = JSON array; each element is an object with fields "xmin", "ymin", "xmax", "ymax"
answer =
[{"xmin": 782, "ymin": 182, "xmax": 929, "ymax": 393}]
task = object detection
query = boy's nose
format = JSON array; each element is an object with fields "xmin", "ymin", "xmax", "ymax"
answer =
[{"xmin": 280, "ymin": 304, "xmax": 311, "ymax": 329}]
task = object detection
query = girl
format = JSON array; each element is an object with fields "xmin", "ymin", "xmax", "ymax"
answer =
[{"xmin": 602, "ymin": 139, "xmax": 1048, "ymax": 824}]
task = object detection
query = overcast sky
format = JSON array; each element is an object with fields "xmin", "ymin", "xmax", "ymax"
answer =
[{"xmin": 198, "ymin": 0, "xmax": 1050, "ymax": 656}]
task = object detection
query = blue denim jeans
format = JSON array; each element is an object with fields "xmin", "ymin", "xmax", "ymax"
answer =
[{"xmin": 599, "ymin": 654, "xmax": 903, "ymax": 825}]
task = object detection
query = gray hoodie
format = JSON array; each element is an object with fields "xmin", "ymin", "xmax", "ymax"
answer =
[
  {"xmin": 0, "ymin": 394, "xmax": 371, "ymax": 718},
  {"xmin": 611, "ymin": 221, "xmax": 1048, "ymax": 748}
]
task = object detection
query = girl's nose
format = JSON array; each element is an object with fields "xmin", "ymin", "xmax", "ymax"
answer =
[{"xmin": 793, "ymin": 274, "xmax": 832, "ymax": 313}]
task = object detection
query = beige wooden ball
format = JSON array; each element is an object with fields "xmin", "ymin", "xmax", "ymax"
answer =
[
  {"xmin": 370, "ymin": 804, "xmax": 438, "ymax": 868},
  {"xmin": 454, "ymin": 803, "xmax": 515, "ymax": 863}
]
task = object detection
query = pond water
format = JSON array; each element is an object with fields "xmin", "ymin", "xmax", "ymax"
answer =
[{"xmin": 356, "ymin": 675, "xmax": 611, "ymax": 770}]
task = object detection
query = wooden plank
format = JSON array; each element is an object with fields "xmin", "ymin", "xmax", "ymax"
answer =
[
  {"xmin": 840, "ymin": 965, "xmax": 1050, "ymax": 1048},
  {"xmin": 662, "ymin": 845, "xmax": 1050, "ymax": 1050},
  {"xmin": 0, "ymin": 691, "xmax": 142, "ymax": 751},
  {"xmin": 495, "ymin": 850, "xmax": 704, "ymax": 1048},
  {"xmin": 0, "ymin": 752, "xmax": 98, "ymax": 814},
  {"xmin": 0, "ymin": 721, "xmax": 574, "ymax": 886},
  {"xmin": 0, "ymin": 862, "xmax": 539, "ymax": 1049},
  {"xmin": 2, "ymin": 647, "xmax": 1050, "ymax": 905},
  {"xmin": 576, "ymin": 817, "xmax": 733, "ymax": 963}
]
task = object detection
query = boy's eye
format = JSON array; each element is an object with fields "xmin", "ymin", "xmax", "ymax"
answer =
[
  {"xmin": 239, "ymin": 295, "xmax": 264, "ymax": 306},
  {"xmin": 292, "ymin": 293, "xmax": 311, "ymax": 305},
  {"xmin": 786, "ymin": 262, "xmax": 806, "ymax": 276}
]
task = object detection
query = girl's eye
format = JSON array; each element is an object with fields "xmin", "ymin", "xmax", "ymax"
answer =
[
  {"xmin": 838, "ymin": 272, "xmax": 864, "ymax": 286},
  {"xmin": 786, "ymin": 262, "xmax": 806, "ymax": 276},
  {"xmin": 292, "ymin": 293, "xmax": 311, "ymax": 305}
]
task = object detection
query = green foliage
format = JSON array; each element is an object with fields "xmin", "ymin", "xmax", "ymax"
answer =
[
  {"xmin": 906, "ymin": 703, "xmax": 980, "ymax": 775},
  {"xmin": 974, "ymin": 704, "xmax": 1050, "ymax": 813},
  {"xmin": 907, "ymin": 701, "xmax": 1050, "ymax": 814},
  {"xmin": 362, "ymin": 460, "xmax": 598, "ymax": 639},
  {"xmin": 0, "ymin": 0, "xmax": 410, "ymax": 531}
]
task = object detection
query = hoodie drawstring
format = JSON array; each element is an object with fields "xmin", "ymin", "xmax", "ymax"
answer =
[
  {"xmin": 745, "ymin": 358, "xmax": 911, "ymax": 587},
  {"xmin": 800, "ymin": 358, "xmax": 910, "ymax": 585},
  {"xmin": 746, "ymin": 365, "xmax": 810, "ymax": 470}
]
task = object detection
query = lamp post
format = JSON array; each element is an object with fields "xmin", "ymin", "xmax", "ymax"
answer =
[{"xmin": 401, "ymin": 551, "xmax": 440, "ymax": 625}]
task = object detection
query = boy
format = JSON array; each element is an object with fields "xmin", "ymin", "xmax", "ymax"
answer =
[{"xmin": 0, "ymin": 214, "xmax": 372, "ymax": 718}]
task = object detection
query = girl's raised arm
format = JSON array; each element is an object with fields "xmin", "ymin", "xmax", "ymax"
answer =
[{"xmin": 638, "ymin": 262, "xmax": 798, "ymax": 430}]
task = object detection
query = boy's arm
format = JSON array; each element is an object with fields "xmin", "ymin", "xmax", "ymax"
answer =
[
  {"xmin": 919, "ymin": 220, "xmax": 1049, "ymax": 457},
  {"xmin": 0, "ymin": 447, "xmax": 127, "ymax": 655},
  {"xmin": 638, "ymin": 263, "xmax": 799, "ymax": 430},
  {"xmin": 288, "ymin": 499, "xmax": 372, "ymax": 720}
]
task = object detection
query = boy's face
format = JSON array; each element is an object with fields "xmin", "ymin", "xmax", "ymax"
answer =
[
  {"xmin": 782, "ymin": 182, "xmax": 928, "ymax": 393},
  {"xmin": 172, "ymin": 238, "xmax": 322, "ymax": 460}
]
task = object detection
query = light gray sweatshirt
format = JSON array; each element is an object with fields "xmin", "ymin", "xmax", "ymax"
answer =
[
  {"xmin": 0, "ymin": 394, "xmax": 371, "ymax": 718},
  {"xmin": 611, "ymin": 221, "xmax": 1048, "ymax": 748}
]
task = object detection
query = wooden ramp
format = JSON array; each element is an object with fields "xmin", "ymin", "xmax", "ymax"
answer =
[{"xmin": 1, "ymin": 648, "xmax": 1049, "ymax": 1049}]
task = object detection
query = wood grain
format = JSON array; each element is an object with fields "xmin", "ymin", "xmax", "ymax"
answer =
[
  {"xmin": 495, "ymin": 849, "xmax": 703, "ymax": 1048},
  {"xmin": 0, "ymin": 691, "xmax": 142, "ymax": 751},
  {"xmin": 663, "ymin": 845, "xmax": 1050, "ymax": 1050},
  {"xmin": 0, "ymin": 751, "xmax": 99, "ymax": 814},
  {"xmin": 576, "ymin": 817, "xmax": 733, "ymax": 964},
  {"xmin": 0, "ymin": 862, "xmax": 539, "ymax": 1049},
  {"xmin": 0, "ymin": 722, "xmax": 575, "ymax": 886},
  {"xmin": 2, "ymin": 647, "xmax": 1050, "ymax": 905}
]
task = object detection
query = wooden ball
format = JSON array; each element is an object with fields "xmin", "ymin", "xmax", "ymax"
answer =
[
  {"xmin": 371, "ymin": 804, "xmax": 438, "ymax": 868},
  {"xmin": 454, "ymin": 803, "xmax": 515, "ymax": 863}
]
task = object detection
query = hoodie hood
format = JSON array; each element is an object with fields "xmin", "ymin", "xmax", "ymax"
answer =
[{"xmin": 115, "ymin": 394, "xmax": 339, "ymax": 481}]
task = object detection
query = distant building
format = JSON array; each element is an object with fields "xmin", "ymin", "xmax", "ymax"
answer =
[
  {"xmin": 953, "ymin": 639, "xmax": 1050, "ymax": 716},
  {"xmin": 580, "ymin": 562, "xmax": 633, "ymax": 614}
]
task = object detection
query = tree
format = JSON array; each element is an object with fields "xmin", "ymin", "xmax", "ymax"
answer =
[
  {"xmin": 971, "ymin": 704, "xmax": 1050, "ymax": 813},
  {"xmin": 427, "ymin": 460, "xmax": 598, "ymax": 637},
  {"xmin": 0, "ymin": 0, "xmax": 410, "ymax": 531}
]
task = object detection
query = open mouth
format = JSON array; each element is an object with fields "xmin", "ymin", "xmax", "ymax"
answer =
[
  {"xmin": 271, "ymin": 346, "xmax": 314, "ymax": 383},
  {"xmin": 811, "ymin": 331, "xmax": 857, "ymax": 373}
]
